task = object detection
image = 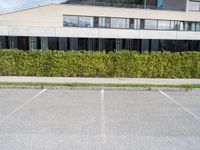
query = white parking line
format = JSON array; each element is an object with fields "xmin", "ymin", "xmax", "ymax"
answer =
[
  {"xmin": 100, "ymin": 89, "xmax": 106, "ymax": 144},
  {"xmin": 159, "ymin": 90, "xmax": 200, "ymax": 122},
  {"xmin": 0, "ymin": 89, "xmax": 47, "ymax": 123}
]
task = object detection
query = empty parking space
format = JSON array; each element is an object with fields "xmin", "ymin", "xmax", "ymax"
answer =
[
  {"xmin": 0, "ymin": 89, "xmax": 44, "ymax": 121},
  {"xmin": 161, "ymin": 91, "xmax": 200, "ymax": 118},
  {"xmin": 0, "ymin": 88, "xmax": 200, "ymax": 150}
]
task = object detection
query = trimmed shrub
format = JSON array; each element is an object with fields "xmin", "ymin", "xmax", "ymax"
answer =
[{"xmin": 0, "ymin": 49, "xmax": 200, "ymax": 78}]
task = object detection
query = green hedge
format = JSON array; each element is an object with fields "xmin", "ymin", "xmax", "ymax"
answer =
[{"xmin": 0, "ymin": 49, "xmax": 200, "ymax": 78}]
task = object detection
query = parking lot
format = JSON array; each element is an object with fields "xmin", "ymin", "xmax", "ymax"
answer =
[{"xmin": 0, "ymin": 88, "xmax": 200, "ymax": 150}]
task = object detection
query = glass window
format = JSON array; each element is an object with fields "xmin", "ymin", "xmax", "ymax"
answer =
[
  {"xmin": 140, "ymin": 19, "xmax": 145, "ymax": 29},
  {"xmin": 170, "ymin": 21, "xmax": 175, "ymax": 30},
  {"xmin": 130, "ymin": 18, "xmax": 134, "ymax": 29},
  {"xmin": 196, "ymin": 23, "xmax": 200, "ymax": 31},
  {"xmin": 110, "ymin": 18, "xmax": 129, "ymax": 29},
  {"xmin": 111, "ymin": 18, "xmax": 124, "ymax": 28},
  {"xmin": 135, "ymin": 19, "xmax": 141, "ymax": 29},
  {"xmin": 191, "ymin": 22, "xmax": 196, "ymax": 31},
  {"xmin": 157, "ymin": 0, "xmax": 164, "ymax": 9},
  {"xmin": 180, "ymin": 21, "xmax": 184, "ymax": 31},
  {"xmin": 145, "ymin": 19, "xmax": 158, "ymax": 29},
  {"xmin": 189, "ymin": 1, "xmax": 200, "ymax": 11},
  {"xmin": 158, "ymin": 20, "xmax": 170, "ymax": 30},
  {"xmin": 94, "ymin": 17, "xmax": 99, "ymax": 27},
  {"xmin": 105, "ymin": 17, "xmax": 111, "ymax": 28},
  {"xmin": 63, "ymin": 16, "xmax": 78, "ymax": 27},
  {"xmin": 184, "ymin": 22, "xmax": 190, "ymax": 31},
  {"xmin": 146, "ymin": 0, "xmax": 157, "ymax": 9},
  {"xmin": 99, "ymin": 17, "xmax": 106, "ymax": 27},
  {"xmin": 79, "ymin": 16, "xmax": 93, "ymax": 27},
  {"xmin": 125, "ymin": 19, "xmax": 129, "ymax": 29},
  {"xmin": 174, "ymin": 21, "xmax": 180, "ymax": 30}
]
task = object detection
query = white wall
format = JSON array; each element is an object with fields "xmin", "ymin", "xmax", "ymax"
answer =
[
  {"xmin": 0, "ymin": 25, "xmax": 200, "ymax": 40},
  {"xmin": 0, "ymin": 4, "xmax": 200, "ymax": 29},
  {"xmin": 0, "ymin": 4, "xmax": 199, "ymax": 40}
]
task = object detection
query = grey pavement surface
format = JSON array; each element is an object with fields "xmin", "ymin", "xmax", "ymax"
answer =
[
  {"xmin": 1, "ymin": 76, "xmax": 200, "ymax": 85},
  {"xmin": 0, "ymin": 88, "xmax": 200, "ymax": 150}
]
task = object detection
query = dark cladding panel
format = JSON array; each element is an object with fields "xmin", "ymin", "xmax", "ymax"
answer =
[
  {"xmin": 59, "ymin": 37, "xmax": 68, "ymax": 50},
  {"xmin": 48, "ymin": 37, "xmax": 59, "ymax": 50},
  {"xmin": 151, "ymin": 40, "xmax": 159, "ymax": 51},
  {"xmin": 78, "ymin": 38, "xmax": 88, "ymax": 50},
  {"xmin": 0, "ymin": 36, "xmax": 6, "ymax": 49},
  {"xmin": 70, "ymin": 38, "xmax": 78, "ymax": 50},
  {"xmin": 141, "ymin": 39, "xmax": 149, "ymax": 52},
  {"xmin": 116, "ymin": 39, "xmax": 123, "ymax": 50},
  {"xmin": 18, "ymin": 37, "xmax": 29, "ymax": 50},
  {"xmin": 98, "ymin": 39, "xmax": 106, "ymax": 51},
  {"xmin": 9, "ymin": 37, "xmax": 18, "ymax": 49},
  {"xmin": 88, "ymin": 38, "xmax": 97, "ymax": 50}
]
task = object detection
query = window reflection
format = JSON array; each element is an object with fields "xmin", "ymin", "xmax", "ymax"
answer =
[
  {"xmin": 134, "ymin": 19, "xmax": 140, "ymax": 29},
  {"xmin": 191, "ymin": 22, "xmax": 196, "ymax": 31},
  {"xmin": 196, "ymin": 23, "xmax": 200, "ymax": 31},
  {"xmin": 110, "ymin": 18, "xmax": 129, "ymax": 29},
  {"xmin": 130, "ymin": 19, "xmax": 134, "ymax": 29},
  {"xmin": 79, "ymin": 16, "xmax": 93, "ymax": 27},
  {"xmin": 94, "ymin": 17, "xmax": 99, "ymax": 27},
  {"xmin": 189, "ymin": 1, "xmax": 200, "ymax": 11},
  {"xmin": 63, "ymin": 16, "xmax": 78, "ymax": 27},
  {"xmin": 145, "ymin": 20, "xmax": 157, "ymax": 29},
  {"xmin": 105, "ymin": 17, "xmax": 111, "ymax": 28},
  {"xmin": 158, "ymin": 20, "xmax": 170, "ymax": 30},
  {"xmin": 174, "ymin": 21, "xmax": 180, "ymax": 30},
  {"xmin": 63, "ymin": 15, "xmax": 200, "ymax": 32},
  {"xmin": 99, "ymin": 17, "xmax": 106, "ymax": 27}
]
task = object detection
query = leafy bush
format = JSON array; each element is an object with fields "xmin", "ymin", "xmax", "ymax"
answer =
[{"xmin": 0, "ymin": 49, "xmax": 200, "ymax": 78}]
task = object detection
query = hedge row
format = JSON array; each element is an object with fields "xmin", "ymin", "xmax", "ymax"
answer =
[{"xmin": 0, "ymin": 49, "xmax": 200, "ymax": 78}]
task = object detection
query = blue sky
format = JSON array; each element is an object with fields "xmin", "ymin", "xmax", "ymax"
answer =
[{"xmin": 0, "ymin": 0, "xmax": 66, "ymax": 10}]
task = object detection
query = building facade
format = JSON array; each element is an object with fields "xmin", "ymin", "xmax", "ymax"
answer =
[{"xmin": 0, "ymin": 0, "xmax": 200, "ymax": 52}]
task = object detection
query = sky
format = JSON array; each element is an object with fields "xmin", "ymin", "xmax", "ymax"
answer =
[{"xmin": 0, "ymin": 0, "xmax": 66, "ymax": 10}]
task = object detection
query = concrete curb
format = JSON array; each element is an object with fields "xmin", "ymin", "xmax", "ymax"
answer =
[{"xmin": 0, "ymin": 85, "xmax": 199, "ymax": 92}]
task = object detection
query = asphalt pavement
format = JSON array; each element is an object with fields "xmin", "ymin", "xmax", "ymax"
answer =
[{"xmin": 0, "ymin": 88, "xmax": 200, "ymax": 150}]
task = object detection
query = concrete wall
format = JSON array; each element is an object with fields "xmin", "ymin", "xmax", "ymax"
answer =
[
  {"xmin": 0, "ymin": 25, "xmax": 200, "ymax": 40},
  {"xmin": 0, "ymin": 4, "xmax": 200, "ymax": 29},
  {"xmin": 0, "ymin": 4, "xmax": 199, "ymax": 40}
]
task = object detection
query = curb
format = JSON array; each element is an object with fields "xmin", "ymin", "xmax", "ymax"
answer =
[{"xmin": 0, "ymin": 85, "xmax": 199, "ymax": 92}]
